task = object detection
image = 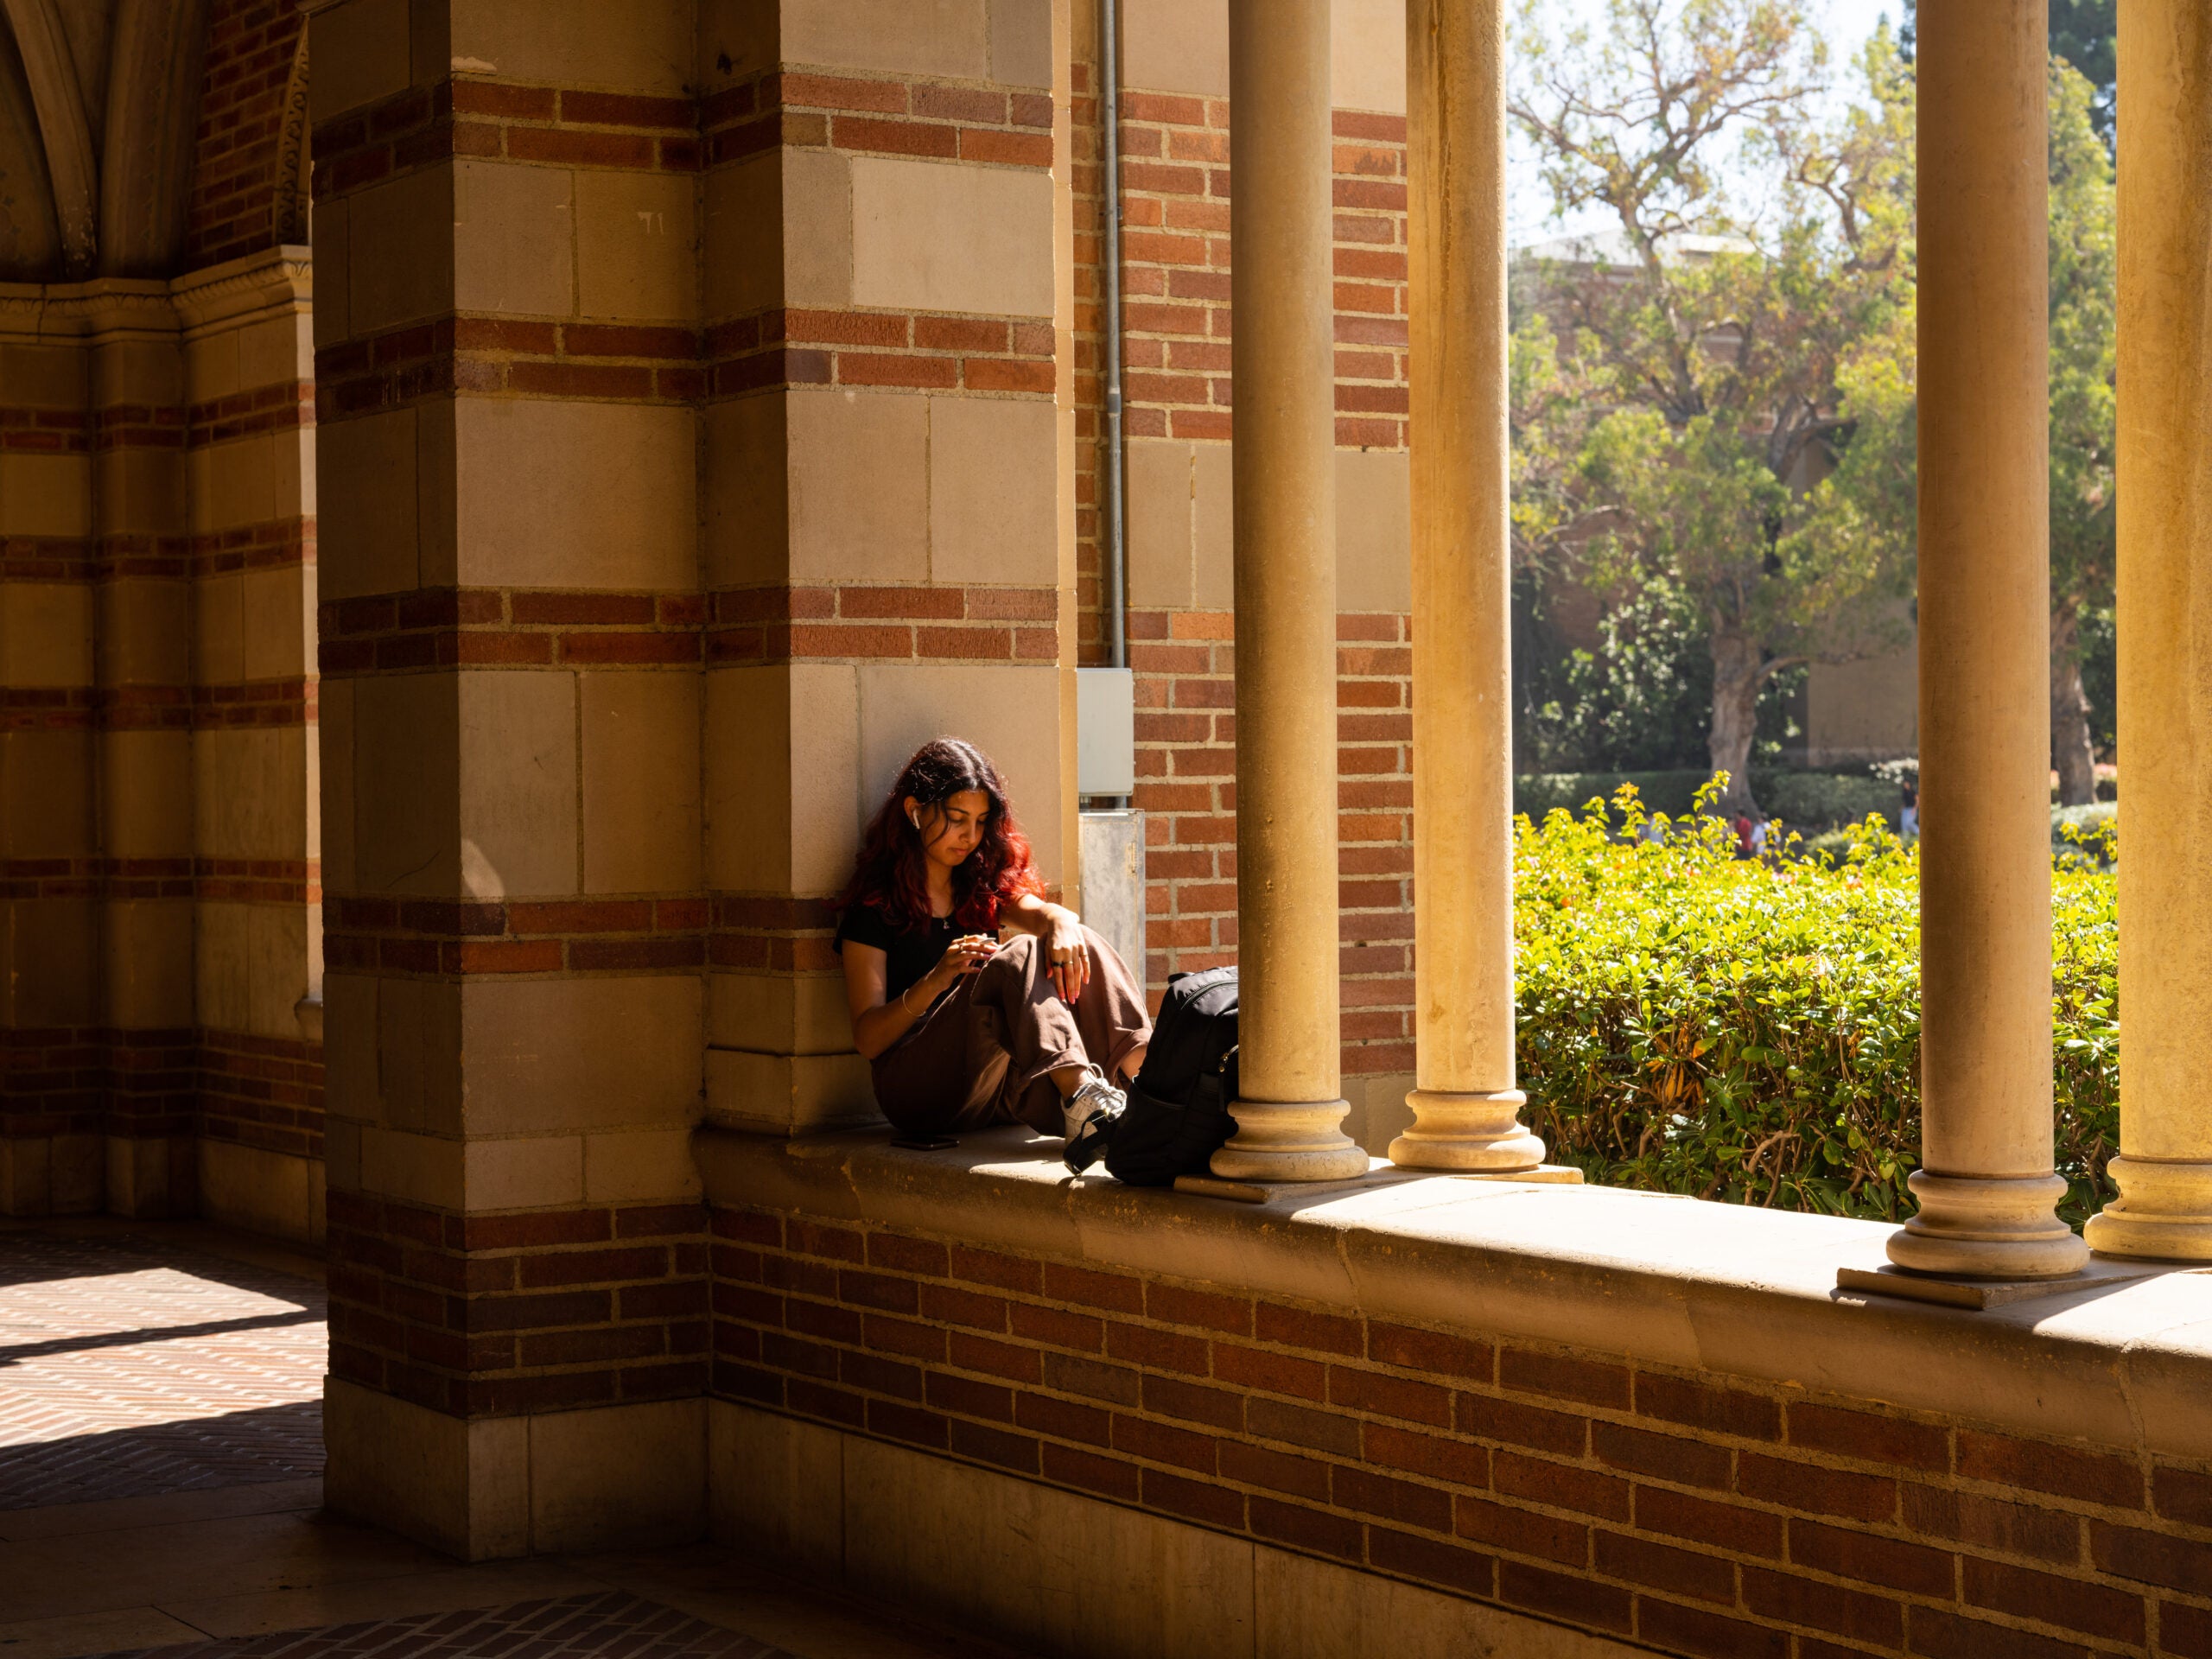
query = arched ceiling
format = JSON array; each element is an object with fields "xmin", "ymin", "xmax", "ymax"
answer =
[{"xmin": 0, "ymin": 0, "xmax": 209, "ymax": 282}]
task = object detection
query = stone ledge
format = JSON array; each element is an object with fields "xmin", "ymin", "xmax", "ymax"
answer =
[{"xmin": 694, "ymin": 1124, "xmax": 2212, "ymax": 1462}]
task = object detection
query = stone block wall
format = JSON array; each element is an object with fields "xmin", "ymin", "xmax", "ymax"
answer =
[
  {"xmin": 309, "ymin": 1, "xmax": 721, "ymax": 1531},
  {"xmin": 709, "ymin": 1196, "xmax": 2212, "ymax": 1659},
  {"xmin": 0, "ymin": 318, "xmax": 111, "ymax": 1211},
  {"xmin": 1071, "ymin": 0, "xmax": 1417, "ymax": 1141},
  {"xmin": 304, "ymin": 0, "xmax": 1084, "ymax": 1554},
  {"xmin": 695, "ymin": 0, "xmax": 1078, "ymax": 1141},
  {"xmin": 0, "ymin": 252, "xmax": 321, "ymax": 1231},
  {"xmin": 178, "ymin": 253, "xmax": 324, "ymax": 1241},
  {"xmin": 0, "ymin": 0, "xmax": 323, "ymax": 1235}
]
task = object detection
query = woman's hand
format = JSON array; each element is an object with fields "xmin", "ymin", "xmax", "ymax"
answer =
[
  {"xmin": 1043, "ymin": 911, "xmax": 1090, "ymax": 1003},
  {"xmin": 923, "ymin": 933, "xmax": 998, "ymax": 996}
]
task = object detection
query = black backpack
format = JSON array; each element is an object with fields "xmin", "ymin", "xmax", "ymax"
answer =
[{"xmin": 1104, "ymin": 966, "xmax": 1239, "ymax": 1186}]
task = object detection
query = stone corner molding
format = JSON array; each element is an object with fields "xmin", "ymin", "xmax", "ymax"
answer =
[
  {"xmin": 0, "ymin": 246, "xmax": 310, "ymax": 340},
  {"xmin": 692, "ymin": 1122, "xmax": 2212, "ymax": 1467},
  {"xmin": 0, "ymin": 277, "xmax": 173, "ymax": 340},
  {"xmin": 170, "ymin": 246, "xmax": 315, "ymax": 331}
]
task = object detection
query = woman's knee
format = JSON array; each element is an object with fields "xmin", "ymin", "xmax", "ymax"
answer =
[
  {"xmin": 1078, "ymin": 923, "xmax": 1128, "ymax": 969},
  {"xmin": 976, "ymin": 931, "xmax": 1039, "ymax": 989}
]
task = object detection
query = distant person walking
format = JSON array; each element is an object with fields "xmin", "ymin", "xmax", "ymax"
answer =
[
  {"xmin": 1899, "ymin": 779, "xmax": 1918, "ymax": 842},
  {"xmin": 1733, "ymin": 811, "xmax": 1756, "ymax": 860}
]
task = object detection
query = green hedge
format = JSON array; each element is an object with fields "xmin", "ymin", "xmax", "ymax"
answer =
[
  {"xmin": 1514, "ymin": 768, "xmax": 1898, "ymax": 829},
  {"xmin": 1515, "ymin": 788, "xmax": 2118, "ymax": 1224}
]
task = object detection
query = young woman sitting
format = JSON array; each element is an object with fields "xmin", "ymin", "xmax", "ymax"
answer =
[{"xmin": 835, "ymin": 738, "xmax": 1152, "ymax": 1172}]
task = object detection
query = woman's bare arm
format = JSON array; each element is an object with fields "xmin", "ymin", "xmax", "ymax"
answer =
[
  {"xmin": 1007, "ymin": 893, "xmax": 1091, "ymax": 1001},
  {"xmin": 842, "ymin": 936, "xmax": 995, "ymax": 1059}
]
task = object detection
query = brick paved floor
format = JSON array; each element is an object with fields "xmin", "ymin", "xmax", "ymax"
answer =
[
  {"xmin": 81, "ymin": 1590, "xmax": 796, "ymax": 1657},
  {"xmin": 0, "ymin": 1225, "xmax": 1030, "ymax": 1659},
  {"xmin": 0, "ymin": 1231, "xmax": 326, "ymax": 1510}
]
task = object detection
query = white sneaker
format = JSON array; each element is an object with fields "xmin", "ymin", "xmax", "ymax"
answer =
[{"xmin": 1062, "ymin": 1066, "xmax": 1125, "ymax": 1173}]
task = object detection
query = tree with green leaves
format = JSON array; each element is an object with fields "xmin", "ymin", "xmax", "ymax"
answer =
[
  {"xmin": 2046, "ymin": 57, "xmax": 2116, "ymax": 805},
  {"xmin": 1510, "ymin": 0, "xmax": 1919, "ymax": 817}
]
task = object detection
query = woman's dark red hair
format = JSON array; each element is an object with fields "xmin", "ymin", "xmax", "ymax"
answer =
[{"xmin": 841, "ymin": 738, "xmax": 1043, "ymax": 931}]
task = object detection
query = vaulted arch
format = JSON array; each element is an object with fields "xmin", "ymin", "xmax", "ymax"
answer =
[
  {"xmin": 3, "ymin": 0, "xmax": 97, "ymax": 275},
  {"xmin": 98, "ymin": 0, "xmax": 206, "ymax": 276}
]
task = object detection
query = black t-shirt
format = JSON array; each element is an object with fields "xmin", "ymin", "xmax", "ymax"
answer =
[{"xmin": 834, "ymin": 903, "xmax": 960, "ymax": 1004}]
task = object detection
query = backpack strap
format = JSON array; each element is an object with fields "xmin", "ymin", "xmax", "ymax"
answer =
[{"xmin": 1192, "ymin": 1045, "xmax": 1238, "ymax": 1112}]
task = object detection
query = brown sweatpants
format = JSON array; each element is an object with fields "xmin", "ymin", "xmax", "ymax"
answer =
[{"xmin": 870, "ymin": 926, "xmax": 1152, "ymax": 1138}]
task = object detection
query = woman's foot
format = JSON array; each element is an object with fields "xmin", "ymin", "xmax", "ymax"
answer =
[{"xmin": 1062, "ymin": 1066, "xmax": 1126, "ymax": 1174}]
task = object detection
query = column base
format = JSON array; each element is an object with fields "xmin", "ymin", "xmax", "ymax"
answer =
[
  {"xmin": 1389, "ymin": 1088, "xmax": 1545, "ymax": 1172},
  {"xmin": 2083, "ymin": 1156, "xmax": 2212, "ymax": 1261},
  {"xmin": 1885, "ymin": 1170, "xmax": 2088, "ymax": 1280},
  {"xmin": 1211, "ymin": 1098, "xmax": 1370, "ymax": 1182}
]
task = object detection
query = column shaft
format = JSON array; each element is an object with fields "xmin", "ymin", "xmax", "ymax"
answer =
[
  {"xmin": 1211, "ymin": 0, "xmax": 1366, "ymax": 1181},
  {"xmin": 2084, "ymin": 0, "xmax": 2212, "ymax": 1258},
  {"xmin": 1891, "ymin": 0, "xmax": 2085, "ymax": 1278},
  {"xmin": 1390, "ymin": 0, "xmax": 1541, "ymax": 1171}
]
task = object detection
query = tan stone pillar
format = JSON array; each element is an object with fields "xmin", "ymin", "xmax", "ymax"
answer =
[
  {"xmin": 88, "ymin": 296, "xmax": 197, "ymax": 1220},
  {"xmin": 2083, "ymin": 0, "xmax": 2212, "ymax": 1260},
  {"xmin": 1891, "ymin": 0, "xmax": 2086, "ymax": 1279},
  {"xmin": 1389, "ymin": 0, "xmax": 1542, "ymax": 1172},
  {"xmin": 315, "ymin": 0, "xmax": 712, "ymax": 1560},
  {"xmin": 1211, "ymin": 0, "xmax": 1367, "ymax": 1181}
]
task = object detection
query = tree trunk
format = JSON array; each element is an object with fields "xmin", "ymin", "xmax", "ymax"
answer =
[
  {"xmin": 2050, "ymin": 619, "xmax": 2097, "ymax": 807},
  {"xmin": 1708, "ymin": 629, "xmax": 1764, "ymax": 817}
]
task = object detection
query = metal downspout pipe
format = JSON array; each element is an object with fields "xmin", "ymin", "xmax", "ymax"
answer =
[{"xmin": 1101, "ymin": 0, "xmax": 1127, "ymax": 676}]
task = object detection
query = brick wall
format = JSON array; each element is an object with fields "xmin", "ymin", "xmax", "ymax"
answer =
[
  {"xmin": 200, "ymin": 1030, "xmax": 323, "ymax": 1162},
  {"xmin": 1072, "ymin": 60, "xmax": 1416, "ymax": 1080},
  {"xmin": 188, "ymin": 0, "xmax": 310, "ymax": 266},
  {"xmin": 711, "ymin": 1200, "xmax": 2212, "ymax": 1659},
  {"xmin": 329, "ymin": 1193, "xmax": 708, "ymax": 1414}
]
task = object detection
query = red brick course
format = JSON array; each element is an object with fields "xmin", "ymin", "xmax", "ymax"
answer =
[
  {"xmin": 0, "ymin": 1021, "xmax": 321, "ymax": 1160},
  {"xmin": 710, "ymin": 1203, "xmax": 2212, "ymax": 1659},
  {"xmin": 317, "ymin": 582, "xmax": 1057, "ymax": 675},
  {"xmin": 200, "ymin": 1027, "xmax": 325, "ymax": 1160},
  {"xmin": 327, "ymin": 1193, "xmax": 709, "ymax": 1415}
]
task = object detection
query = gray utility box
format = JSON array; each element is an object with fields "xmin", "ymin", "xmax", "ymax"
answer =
[
  {"xmin": 1076, "ymin": 668, "xmax": 1135, "ymax": 797},
  {"xmin": 1078, "ymin": 809, "xmax": 1147, "ymax": 993}
]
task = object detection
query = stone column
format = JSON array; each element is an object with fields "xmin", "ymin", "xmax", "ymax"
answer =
[
  {"xmin": 172, "ymin": 253, "xmax": 325, "ymax": 1243},
  {"xmin": 1890, "ymin": 0, "xmax": 2086, "ymax": 1280},
  {"xmin": 0, "ymin": 306, "xmax": 102, "ymax": 1215},
  {"xmin": 1389, "ymin": 0, "xmax": 1542, "ymax": 1172},
  {"xmin": 87, "ymin": 293, "xmax": 197, "ymax": 1221},
  {"xmin": 314, "ymin": 0, "xmax": 712, "ymax": 1560},
  {"xmin": 1211, "ymin": 0, "xmax": 1367, "ymax": 1182},
  {"xmin": 2083, "ymin": 0, "xmax": 2212, "ymax": 1260}
]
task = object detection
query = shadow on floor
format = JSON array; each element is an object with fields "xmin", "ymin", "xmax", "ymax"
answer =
[
  {"xmin": 75, "ymin": 1587, "xmax": 798, "ymax": 1658},
  {"xmin": 0, "ymin": 1402, "xmax": 325, "ymax": 1512}
]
